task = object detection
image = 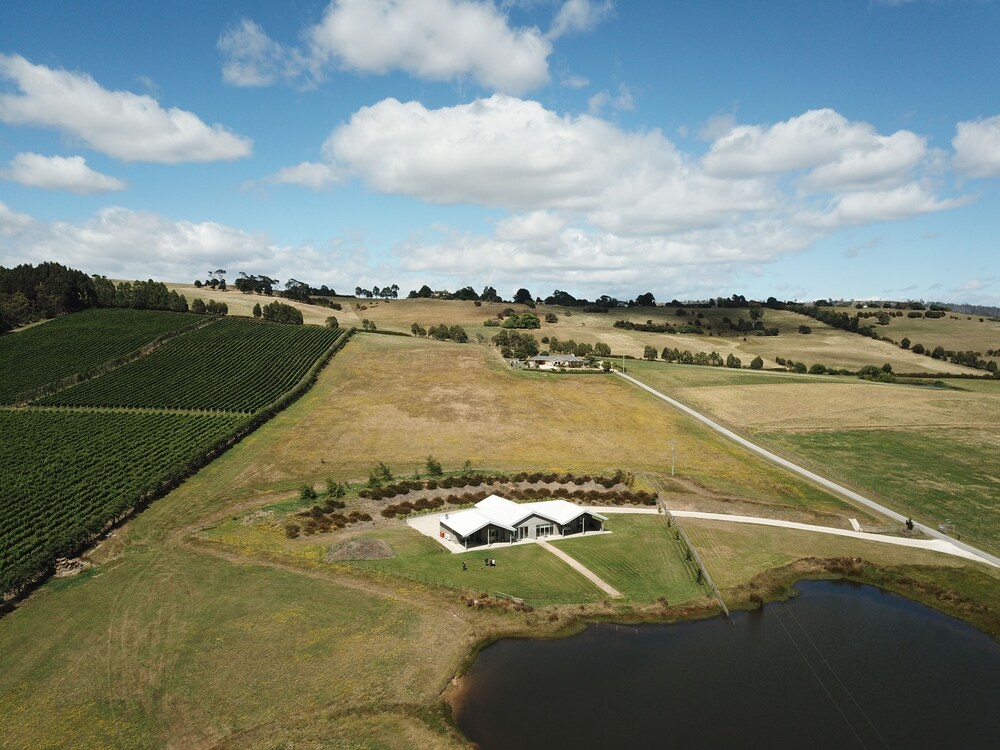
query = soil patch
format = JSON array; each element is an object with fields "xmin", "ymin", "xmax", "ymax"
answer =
[{"xmin": 327, "ymin": 537, "xmax": 395, "ymax": 562}]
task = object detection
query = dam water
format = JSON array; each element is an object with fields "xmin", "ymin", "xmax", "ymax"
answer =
[{"xmin": 452, "ymin": 580, "xmax": 1000, "ymax": 749}]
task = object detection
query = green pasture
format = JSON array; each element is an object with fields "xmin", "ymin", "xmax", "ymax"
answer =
[
  {"xmin": 758, "ymin": 427, "xmax": 1000, "ymax": 555},
  {"xmin": 550, "ymin": 513, "xmax": 704, "ymax": 603},
  {"xmin": 348, "ymin": 528, "xmax": 605, "ymax": 606}
]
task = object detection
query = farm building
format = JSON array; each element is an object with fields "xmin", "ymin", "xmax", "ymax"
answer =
[
  {"xmin": 438, "ymin": 494, "xmax": 607, "ymax": 548},
  {"xmin": 527, "ymin": 355, "xmax": 590, "ymax": 369}
]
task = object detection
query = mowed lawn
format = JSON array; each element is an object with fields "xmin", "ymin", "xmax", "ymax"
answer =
[
  {"xmin": 550, "ymin": 514, "xmax": 705, "ymax": 604},
  {"xmin": 348, "ymin": 528, "xmax": 606, "ymax": 606}
]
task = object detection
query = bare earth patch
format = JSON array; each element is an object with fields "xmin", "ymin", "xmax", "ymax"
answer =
[{"xmin": 326, "ymin": 537, "xmax": 395, "ymax": 562}]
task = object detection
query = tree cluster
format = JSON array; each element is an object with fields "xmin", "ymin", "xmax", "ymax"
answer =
[
  {"xmin": 491, "ymin": 329, "xmax": 539, "ymax": 358},
  {"xmin": 356, "ymin": 284, "xmax": 399, "ymax": 299},
  {"xmin": 260, "ymin": 301, "xmax": 303, "ymax": 324},
  {"xmin": 190, "ymin": 298, "xmax": 228, "ymax": 315}
]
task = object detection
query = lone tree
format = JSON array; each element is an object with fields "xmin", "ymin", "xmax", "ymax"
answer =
[
  {"xmin": 325, "ymin": 315, "xmax": 338, "ymax": 328},
  {"xmin": 252, "ymin": 302, "xmax": 262, "ymax": 318},
  {"xmin": 643, "ymin": 345, "xmax": 657, "ymax": 360},
  {"xmin": 750, "ymin": 355, "xmax": 764, "ymax": 370},
  {"xmin": 425, "ymin": 455, "xmax": 443, "ymax": 477}
]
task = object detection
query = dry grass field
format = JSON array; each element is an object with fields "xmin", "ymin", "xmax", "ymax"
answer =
[
  {"xmin": 2, "ymin": 327, "xmax": 997, "ymax": 748},
  {"xmin": 830, "ymin": 305, "xmax": 1000, "ymax": 360},
  {"xmin": 161, "ymin": 282, "xmax": 349, "ymax": 326},
  {"xmin": 225, "ymin": 333, "xmax": 871, "ymax": 522},
  {"xmin": 630, "ymin": 360, "xmax": 1000, "ymax": 553},
  {"xmin": 343, "ymin": 298, "xmax": 976, "ymax": 373}
]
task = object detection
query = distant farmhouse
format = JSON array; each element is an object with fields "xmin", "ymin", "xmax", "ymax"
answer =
[
  {"xmin": 527, "ymin": 355, "xmax": 590, "ymax": 369},
  {"xmin": 439, "ymin": 495, "xmax": 607, "ymax": 548}
]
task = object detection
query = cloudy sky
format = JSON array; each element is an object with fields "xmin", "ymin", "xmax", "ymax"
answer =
[{"xmin": 1, "ymin": 0, "xmax": 998, "ymax": 303}]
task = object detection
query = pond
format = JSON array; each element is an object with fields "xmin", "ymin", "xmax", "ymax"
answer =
[{"xmin": 452, "ymin": 581, "xmax": 1000, "ymax": 749}]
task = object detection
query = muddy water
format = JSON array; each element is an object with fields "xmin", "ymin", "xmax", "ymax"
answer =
[{"xmin": 452, "ymin": 581, "xmax": 1000, "ymax": 749}]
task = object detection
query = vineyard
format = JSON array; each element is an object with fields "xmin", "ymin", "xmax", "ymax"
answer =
[
  {"xmin": 0, "ymin": 409, "xmax": 244, "ymax": 594},
  {"xmin": 1, "ymin": 308, "xmax": 352, "ymax": 595},
  {"xmin": 0, "ymin": 308, "xmax": 199, "ymax": 404},
  {"xmin": 39, "ymin": 318, "xmax": 345, "ymax": 412}
]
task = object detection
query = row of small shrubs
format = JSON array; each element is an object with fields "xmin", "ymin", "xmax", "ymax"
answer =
[
  {"xmin": 505, "ymin": 487, "xmax": 657, "ymax": 505},
  {"xmin": 286, "ymin": 509, "xmax": 373, "ymax": 538},
  {"xmin": 381, "ymin": 493, "xmax": 488, "ymax": 518},
  {"xmin": 359, "ymin": 470, "xmax": 634, "ymax": 500},
  {"xmin": 378, "ymin": 486, "xmax": 657, "ymax": 519}
]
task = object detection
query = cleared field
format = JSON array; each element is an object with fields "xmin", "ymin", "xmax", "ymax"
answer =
[
  {"xmin": 760, "ymin": 427, "xmax": 1000, "ymax": 554},
  {"xmin": 0, "ymin": 308, "xmax": 198, "ymax": 403},
  {"xmin": 1, "ymin": 322, "xmax": 996, "ymax": 748},
  {"xmin": 681, "ymin": 517, "xmax": 976, "ymax": 590},
  {"xmin": 0, "ymin": 409, "xmax": 244, "ymax": 593},
  {"xmin": 636, "ymin": 373, "xmax": 1000, "ymax": 433},
  {"xmin": 626, "ymin": 365, "xmax": 1000, "ymax": 554},
  {"xmin": 39, "ymin": 318, "xmax": 344, "ymax": 412},
  {"xmin": 551, "ymin": 514, "xmax": 704, "ymax": 603},
  {"xmin": 0, "ymin": 543, "xmax": 473, "ymax": 750},
  {"xmin": 352, "ymin": 298, "xmax": 975, "ymax": 373},
  {"xmin": 162, "ymin": 282, "xmax": 347, "ymax": 326},
  {"xmin": 221, "ymin": 333, "xmax": 869, "ymax": 523},
  {"xmin": 830, "ymin": 306, "xmax": 1000, "ymax": 361}
]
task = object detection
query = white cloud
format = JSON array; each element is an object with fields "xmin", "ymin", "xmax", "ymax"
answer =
[
  {"xmin": 0, "ymin": 203, "xmax": 365, "ymax": 290},
  {"xmin": 218, "ymin": 18, "xmax": 301, "ymax": 87},
  {"xmin": 588, "ymin": 84, "xmax": 634, "ymax": 114},
  {"xmin": 272, "ymin": 94, "xmax": 972, "ymax": 241},
  {"xmin": 3, "ymin": 153, "xmax": 126, "ymax": 194},
  {"xmin": 306, "ymin": 0, "xmax": 551, "ymax": 93},
  {"xmin": 219, "ymin": 1, "xmax": 574, "ymax": 94},
  {"xmin": 321, "ymin": 94, "xmax": 779, "ymax": 232},
  {"xmin": 703, "ymin": 109, "xmax": 924, "ymax": 185},
  {"xmin": 953, "ymin": 115, "xmax": 1000, "ymax": 178},
  {"xmin": 697, "ymin": 113, "xmax": 737, "ymax": 142},
  {"xmin": 799, "ymin": 130, "xmax": 926, "ymax": 191},
  {"xmin": 494, "ymin": 210, "xmax": 566, "ymax": 240},
  {"xmin": 0, "ymin": 199, "xmax": 37, "ymax": 237},
  {"xmin": 548, "ymin": 0, "xmax": 614, "ymax": 40},
  {"xmin": 0, "ymin": 54, "xmax": 252, "ymax": 163},
  {"xmin": 797, "ymin": 184, "xmax": 969, "ymax": 227},
  {"xmin": 266, "ymin": 161, "xmax": 343, "ymax": 189},
  {"xmin": 560, "ymin": 73, "xmax": 589, "ymax": 89}
]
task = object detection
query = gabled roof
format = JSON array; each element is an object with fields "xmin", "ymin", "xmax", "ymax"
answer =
[{"xmin": 439, "ymin": 495, "xmax": 606, "ymax": 539}]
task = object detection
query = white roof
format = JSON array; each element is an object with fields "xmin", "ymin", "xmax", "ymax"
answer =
[{"xmin": 439, "ymin": 494, "xmax": 606, "ymax": 539}]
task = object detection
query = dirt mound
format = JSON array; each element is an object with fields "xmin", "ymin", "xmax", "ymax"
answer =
[{"xmin": 326, "ymin": 537, "xmax": 394, "ymax": 562}]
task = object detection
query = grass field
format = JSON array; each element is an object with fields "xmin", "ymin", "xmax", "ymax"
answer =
[
  {"xmin": 681, "ymin": 518, "xmax": 1000, "ymax": 637},
  {"xmin": 829, "ymin": 306, "xmax": 1000, "ymax": 362},
  {"xmin": 626, "ymin": 361, "xmax": 1000, "ymax": 555},
  {"xmin": 344, "ymin": 297, "xmax": 977, "ymax": 374},
  {"xmin": 215, "ymin": 333, "xmax": 871, "ymax": 524},
  {"xmin": 162, "ymin": 282, "xmax": 349, "ymax": 326},
  {"xmin": 2, "ymin": 324, "xmax": 998, "ymax": 748},
  {"xmin": 550, "ymin": 514, "xmax": 705, "ymax": 603}
]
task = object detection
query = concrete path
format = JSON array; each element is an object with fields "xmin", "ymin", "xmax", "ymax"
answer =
[
  {"xmin": 536, "ymin": 539, "xmax": 623, "ymax": 599},
  {"xmin": 615, "ymin": 371, "xmax": 1000, "ymax": 569},
  {"xmin": 671, "ymin": 510, "xmax": 994, "ymax": 567}
]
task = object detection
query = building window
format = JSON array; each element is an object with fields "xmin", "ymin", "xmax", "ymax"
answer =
[{"xmin": 535, "ymin": 524, "xmax": 553, "ymax": 537}]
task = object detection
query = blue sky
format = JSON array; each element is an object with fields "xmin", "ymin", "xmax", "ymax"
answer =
[{"xmin": 1, "ymin": 0, "xmax": 998, "ymax": 303}]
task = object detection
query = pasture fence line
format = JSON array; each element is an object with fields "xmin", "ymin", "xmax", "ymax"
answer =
[{"xmin": 641, "ymin": 472, "xmax": 731, "ymax": 621}]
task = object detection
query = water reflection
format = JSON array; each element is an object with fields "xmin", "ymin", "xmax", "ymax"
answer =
[{"xmin": 453, "ymin": 581, "xmax": 1000, "ymax": 749}]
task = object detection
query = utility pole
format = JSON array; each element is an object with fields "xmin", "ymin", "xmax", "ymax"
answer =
[
  {"xmin": 671, "ymin": 440, "xmax": 676, "ymax": 476},
  {"xmin": 621, "ymin": 354, "xmax": 626, "ymax": 373}
]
